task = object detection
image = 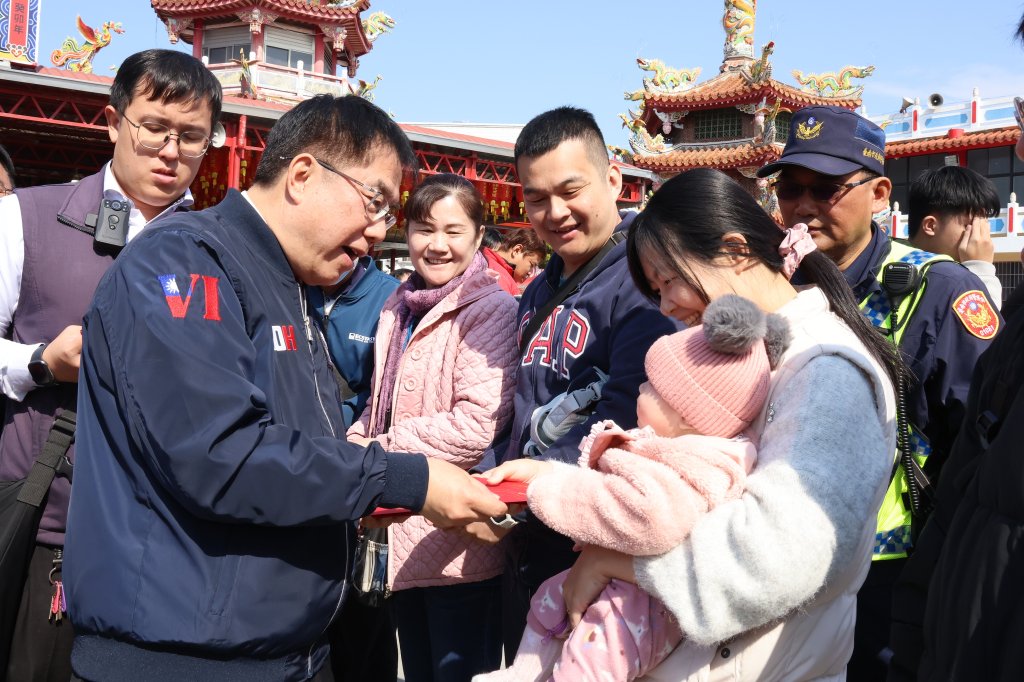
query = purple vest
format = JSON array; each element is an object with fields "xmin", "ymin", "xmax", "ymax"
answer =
[{"xmin": 1, "ymin": 171, "xmax": 117, "ymax": 545}]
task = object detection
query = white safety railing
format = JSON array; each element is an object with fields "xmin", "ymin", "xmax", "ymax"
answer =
[{"xmin": 205, "ymin": 58, "xmax": 352, "ymax": 101}]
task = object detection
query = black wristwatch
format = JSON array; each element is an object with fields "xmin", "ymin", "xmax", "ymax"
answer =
[{"xmin": 28, "ymin": 344, "xmax": 55, "ymax": 387}]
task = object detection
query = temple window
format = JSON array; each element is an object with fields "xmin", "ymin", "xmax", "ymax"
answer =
[
  {"xmin": 886, "ymin": 153, "xmax": 949, "ymax": 209},
  {"xmin": 265, "ymin": 25, "xmax": 315, "ymax": 71},
  {"xmin": 202, "ymin": 26, "xmax": 251, "ymax": 65},
  {"xmin": 968, "ymin": 146, "xmax": 1024, "ymax": 202},
  {"xmin": 692, "ymin": 110, "xmax": 743, "ymax": 142},
  {"xmin": 774, "ymin": 112, "xmax": 792, "ymax": 144}
]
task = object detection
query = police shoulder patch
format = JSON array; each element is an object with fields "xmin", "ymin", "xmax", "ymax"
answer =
[{"xmin": 952, "ymin": 290, "xmax": 998, "ymax": 340}]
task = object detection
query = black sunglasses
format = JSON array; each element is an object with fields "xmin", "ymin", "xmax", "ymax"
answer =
[{"xmin": 772, "ymin": 177, "xmax": 875, "ymax": 203}]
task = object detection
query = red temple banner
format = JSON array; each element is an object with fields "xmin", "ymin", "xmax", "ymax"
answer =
[{"xmin": 0, "ymin": 0, "xmax": 38, "ymax": 64}]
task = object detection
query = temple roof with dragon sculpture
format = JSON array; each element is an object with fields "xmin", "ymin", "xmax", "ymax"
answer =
[{"xmin": 615, "ymin": 0, "xmax": 876, "ymax": 209}]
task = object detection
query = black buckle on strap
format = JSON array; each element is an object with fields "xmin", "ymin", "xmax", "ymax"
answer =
[{"xmin": 977, "ymin": 410, "xmax": 999, "ymax": 450}]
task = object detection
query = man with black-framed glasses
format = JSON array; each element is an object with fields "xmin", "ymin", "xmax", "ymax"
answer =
[
  {"xmin": 758, "ymin": 105, "xmax": 1000, "ymax": 681},
  {"xmin": 61, "ymin": 92, "xmax": 508, "ymax": 682},
  {"xmin": 0, "ymin": 49, "xmax": 222, "ymax": 682}
]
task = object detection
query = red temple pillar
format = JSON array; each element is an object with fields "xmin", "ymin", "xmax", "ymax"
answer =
[
  {"xmin": 192, "ymin": 21, "xmax": 203, "ymax": 59},
  {"xmin": 227, "ymin": 114, "xmax": 247, "ymax": 189},
  {"xmin": 314, "ymin": 33, "xmax": 325, "ymax": 73}
]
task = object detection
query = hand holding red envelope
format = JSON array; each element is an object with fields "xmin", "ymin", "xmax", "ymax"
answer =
[{"xmin": 372, "ymin": 477, "xmax": 528, "ymax": 517}]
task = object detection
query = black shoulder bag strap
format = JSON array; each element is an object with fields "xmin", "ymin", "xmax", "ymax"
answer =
[
  {"xmin": 519, "ymin": 232, "xmax": 625, "ymax": 352},
  {"xmin": 16, "ymin": 409, "xmax": 76, "ymax": 508}
]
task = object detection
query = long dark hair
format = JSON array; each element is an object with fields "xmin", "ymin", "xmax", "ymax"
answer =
[{"xmin": 626, "ymin": 168, "xmax": 904, "ymax": 386}]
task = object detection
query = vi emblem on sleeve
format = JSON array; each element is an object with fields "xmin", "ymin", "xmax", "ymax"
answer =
[{"xmin": 158, "ymin": 274, "xmax": 221, "ymax": 321}]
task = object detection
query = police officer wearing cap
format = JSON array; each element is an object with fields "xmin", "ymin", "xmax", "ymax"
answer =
[{"xmin": 757, "ymin": 105, "xmax": 1001, "ymax": 680}]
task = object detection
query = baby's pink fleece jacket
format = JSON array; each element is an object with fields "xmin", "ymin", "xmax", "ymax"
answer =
[{"xmin": 528, "ymin": 420, "xmax": 756, "ymax": 556}]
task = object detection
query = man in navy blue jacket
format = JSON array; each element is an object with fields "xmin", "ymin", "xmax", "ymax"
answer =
[
  {"xmin": 309, "ymin": 257, "xmax": 399, "ymax": 428},
  {"xmin": 63, "ymin": 95, "xmax": 507, "ymax": 682},
  {"xmin": 467, "ymin": 107, "xmax": 681, "ymax": 659}
]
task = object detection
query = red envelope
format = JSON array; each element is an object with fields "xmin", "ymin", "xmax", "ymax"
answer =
[{"xmin": 371, "ymin": 477, "xmax": 528, "ymax": 517}]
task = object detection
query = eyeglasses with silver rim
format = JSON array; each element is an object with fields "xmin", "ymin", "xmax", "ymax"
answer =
[
  {"xmin": 308, "ymin": 157, "xmax": 396, "ymax": 229},
  {"xmin": 120, "ymin": 112, "xmax": 211, "ymax": 158}
]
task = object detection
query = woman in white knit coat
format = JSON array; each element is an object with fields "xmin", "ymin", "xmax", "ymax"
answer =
[{"xmin": 487, "ymin": 168, "xmax": 900, "ymax": 680}]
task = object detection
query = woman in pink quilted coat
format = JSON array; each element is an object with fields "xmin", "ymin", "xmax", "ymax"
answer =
[
  {"xmin": 477, "ymin": 295, "xmax": 786, "ymax": 682},
  {"xmin": 347, "ymin": 173, "xmax": 520, "ymax": 681}
]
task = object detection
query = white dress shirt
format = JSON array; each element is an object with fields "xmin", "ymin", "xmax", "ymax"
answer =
[{"xmin": 0, "ymin": 163, "xmax": 192, "ymax": 400}]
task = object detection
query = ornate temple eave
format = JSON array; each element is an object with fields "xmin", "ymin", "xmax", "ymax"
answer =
[
  {"xmin": 151, "ymin": 0, "xmax": 367, "ymax": 20},
  {"xmin": 151, "ymin": 0, "xmax": 372, "ymax": 56},
  {"xmin": 642, "ymin": 73, "xmax": 860, "ymax": 115},
  {"xmin": 886, "ymin": 126, "xmax": 1020, "ymax": 159},
  {"xmin": 629, "ymin": 141, "xmax": 783, "ymax": 172}
]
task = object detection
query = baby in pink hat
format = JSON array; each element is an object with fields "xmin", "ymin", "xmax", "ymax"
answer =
[{"xmin": 476, "ymin": 294, "xmax": 790, "ymax": 682}]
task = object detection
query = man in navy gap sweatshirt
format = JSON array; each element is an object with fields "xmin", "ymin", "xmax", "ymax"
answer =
[{"xmin": 465, "ymin": 106, "xmax": 682, "ymax": 660}]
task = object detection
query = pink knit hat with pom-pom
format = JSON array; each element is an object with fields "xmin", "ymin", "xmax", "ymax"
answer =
[{"xmin": 645, "ymin": 294, "xmax": 790, "ymax": 438}]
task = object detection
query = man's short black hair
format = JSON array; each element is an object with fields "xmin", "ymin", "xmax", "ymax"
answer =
[
  {"xmin": 514, "ymin": 106, "xmax": 609, "ymax": 170},
  {"xmin": 481, "ymin": 226, "xmax": 503, "ymax": 250},
  {"xmin": 253, "ymin": 95, "xmax": 416, "ymax": 186},
  {"xmin": 110, "ymin": 49, "xmax": 223, "ymax": 129},
  {"xmin": 0, "ymin": 143, "xmax": 14, "ymax": 188},
  {"xmin": 907, "ymin": 166, "xmax": 1001, "ymax": 238}
]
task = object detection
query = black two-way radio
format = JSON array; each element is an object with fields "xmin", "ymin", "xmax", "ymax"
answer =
[{"xmin": 881, "ymin": 260, "xmax": 934, "ymax": 520}]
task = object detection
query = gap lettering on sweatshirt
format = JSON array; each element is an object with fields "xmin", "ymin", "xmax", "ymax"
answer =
[{"xmin": 520, "ymin": 305, "xmax": 592, "ymax": 379}]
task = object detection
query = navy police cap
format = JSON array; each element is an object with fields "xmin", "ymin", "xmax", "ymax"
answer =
[{"xmin": 757, "ymin": 105, "xmax": 886, "ymax": 178}]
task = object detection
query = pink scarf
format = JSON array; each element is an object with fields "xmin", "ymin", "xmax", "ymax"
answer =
[{"xmin": 370, "ymin": 251, "xmax": 487, "ymax": 437}]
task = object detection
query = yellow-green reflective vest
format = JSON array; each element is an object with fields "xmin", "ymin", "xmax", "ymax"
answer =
[{"xmin": 858, "ymin": 241, "xmax": 953, "ymax": 561}]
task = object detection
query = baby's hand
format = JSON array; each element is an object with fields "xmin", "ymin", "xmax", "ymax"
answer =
[{"xmin": 479, "ymin": 459, "xmax": 553, "ymax": 486}]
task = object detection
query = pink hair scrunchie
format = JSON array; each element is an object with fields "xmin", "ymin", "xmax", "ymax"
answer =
[{"xmin": 778, "ymin": 223, "xmax": 817, "ymax": 279}]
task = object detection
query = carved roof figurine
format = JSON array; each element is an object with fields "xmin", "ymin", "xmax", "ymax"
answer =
[
  {"xmin": 752, "ymin": 98, "xmax": 785, "ymax": 146},
  {"xmin": 51, "ymin": 16, "xmax": 124, "ymax": 74},
  {"xmin": 626, "ymin": 59, "xmax": 700, "ymax": 100},
  {"xmin": 349, "ymin": 74, "xmax": 381, "ymax": 101},
  {"xmin": 638, "ymin": 58, "xmax": 701, "ymax": 94},
  {"xmin": 742, "ymin": 40, "xmax": 774, "ymax": 85},
  {"xmin": 655, "ymin": 110, "xmax": 687, "ymax": 136},
  {"xmin": 607, "ymin": 145, "xmax": 634, "ymax": 163},
  {"xmin": 618, "ymin": 110, "xmax": 683, "ymax": 156},
  {"xmin": 237, "ymin": 48, "xmax": 258, "ymax": 99},
  {"xmin": 361, "ymin": 11, "xmax": 395, "ymax": 42},
  {"xmin": 791, "ymin": 65, "xmax": 875, "ymax": 99}
]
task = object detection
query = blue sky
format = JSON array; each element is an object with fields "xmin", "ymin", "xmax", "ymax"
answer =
[{"xmin": 33, "ymin": 0, "xmax": 1024, "ymax": 146}]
